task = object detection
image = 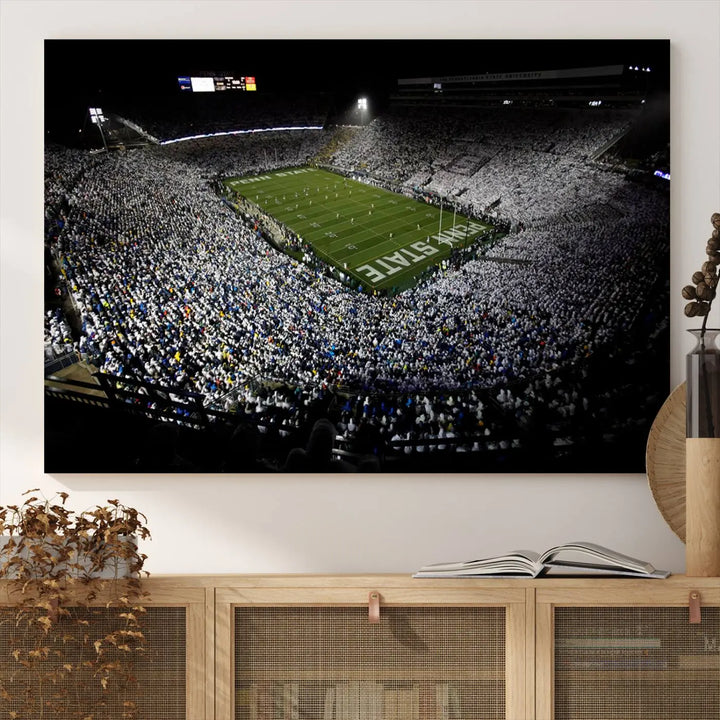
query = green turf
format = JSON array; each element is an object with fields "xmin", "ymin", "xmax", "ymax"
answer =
[{"xmin": 223, "ymin": 167, "xmax": 494, "ymax": 293}]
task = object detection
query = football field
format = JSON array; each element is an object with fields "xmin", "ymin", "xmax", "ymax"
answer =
[{"xmin": 223, "ymin": 167, "xmax": 494, "ymax": 293}]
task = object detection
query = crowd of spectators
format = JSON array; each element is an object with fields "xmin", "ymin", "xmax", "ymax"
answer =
[
  {"xmin": 113, "ymin": 92, "xmax": 331, "ymax": 143},
  {"xmin": 43, "ymin": 104, "xmax": 670, "ymax": 471},
  {"xmin": 330, "ymin": 106, "xmax": 636, "ymax": 214},
  {"xmin": 44, "ymin": 309, "xmax": 75, "ymax": 362}
]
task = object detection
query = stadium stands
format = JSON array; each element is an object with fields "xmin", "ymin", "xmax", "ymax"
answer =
[
  {"xmin": 111, "ymin": 91, "xmax": 331, "ymax": 144},
  {"xmin": 44, "ymin": 100, "xmax": 669, "ymax": 472}
]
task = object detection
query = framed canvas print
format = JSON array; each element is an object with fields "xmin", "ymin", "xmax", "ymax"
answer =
[{"xmin": 43, "ymin": 39, "xmax": 670, "ymax": 473}]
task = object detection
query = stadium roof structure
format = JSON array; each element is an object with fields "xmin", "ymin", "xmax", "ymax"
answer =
[
  {"xmin": 398, "ymin": 64, "xmax": 627, "ymax": 86},
  {"xmin": 393, "ymin": 63, "xmax": 662, "ymax": 110}
]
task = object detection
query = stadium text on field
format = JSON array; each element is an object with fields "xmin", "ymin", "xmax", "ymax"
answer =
[{"xmin": 356, "ymin": 221, "xmax": 489, "ymax": 284}]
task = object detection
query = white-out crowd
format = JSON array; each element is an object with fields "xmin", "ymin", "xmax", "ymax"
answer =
[{"xmin": 44, "ymin": 105, "xmax": 670, "ymax": 469}]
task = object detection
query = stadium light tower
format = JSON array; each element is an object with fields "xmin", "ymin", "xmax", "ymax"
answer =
[
  {"xmin": 357, "ymin": 97, "xmax": 368, "ymax": 125},
  {"xmin": 89, "ymin": 107, "xmax": 108, "ymax": 152}
]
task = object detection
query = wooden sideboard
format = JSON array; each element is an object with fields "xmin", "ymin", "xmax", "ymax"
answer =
[{"xmin": 2, "ymin": 574, "xmax": 719, "ymax": 719}]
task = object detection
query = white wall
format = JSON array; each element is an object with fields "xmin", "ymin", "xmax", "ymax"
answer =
[{"xmin": 1, "ymin": 0, "xmax": 718, "ymax": 575}]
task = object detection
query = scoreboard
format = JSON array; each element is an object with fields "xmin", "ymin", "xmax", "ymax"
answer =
[{"xmin": 178, "ymin": 75, "xmax": 257, "ymax": 92}]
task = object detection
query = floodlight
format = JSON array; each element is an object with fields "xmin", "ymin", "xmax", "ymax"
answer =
[
  {"xmin": 89, "ymin": 106, "xmax": 108, "ymax": 151},
  {"xmin": 357, "ymin": 97, "xmax": 368, "ymax": 110},
  {"xmin": 89, "ymin": 107, "xmax": 106, "ymax": 124}
]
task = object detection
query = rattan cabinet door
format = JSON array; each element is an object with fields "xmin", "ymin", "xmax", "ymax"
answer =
[
  {"xmin": 234, "ymin": 606, "xmax": 505, "ymax": 720},
  {"xmin": 536, "ymin": 580, "xmax": 720, "ymax": 720},
  {"xmin": 554, "ymin": 606, "xmax": 718, "ymax": 719},
  {"xmin": 216, "ymin": 579, "xmax": 529, "ymax": 720}
]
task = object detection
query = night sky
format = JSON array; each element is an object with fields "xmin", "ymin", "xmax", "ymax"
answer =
[{"xmin": 45, "ymin": 38, "xmax": 669, "ymax": 136}]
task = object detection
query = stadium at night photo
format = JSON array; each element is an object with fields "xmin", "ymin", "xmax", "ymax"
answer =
[{"xmin": 43, "ymin": 39, "xmax": 670, "ymax": 473}]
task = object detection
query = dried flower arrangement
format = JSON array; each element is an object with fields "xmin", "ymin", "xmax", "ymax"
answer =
[
  {"xmin": 0, "ymin": 490, "xmax": 151, "ymax": 719},
  {"xmin": 682, "ymin": 213, "xmax": 720, "ymax": 440},
  {"xmin": 682, "ymin": 212, "xmax": 720, "ymax": 331}
]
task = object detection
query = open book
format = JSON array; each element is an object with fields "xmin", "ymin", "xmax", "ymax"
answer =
[{"xmin": 413, "ymin": 541, "xmax": 671, "ymax": 579}]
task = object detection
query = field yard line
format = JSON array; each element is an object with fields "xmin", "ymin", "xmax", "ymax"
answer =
[
  {"xmin": 331, "ymin": 225, "xmax": 433, "ymax": 264},
  {"xmin": 328, "ymin": 199, "xmax": 452, "ymax": 234},
  {"xmin": 337, "ymin": 215, "xmax": 473, "ymax": 266},
  {"xmin": 272, "ymin": 190, "xmax": 390, "ymax": 222},
  {"xmin": 322, "ymin": 206, "xmax": 435, "ymax": 253},
  {"xmin": 307, "ymin": 209, "xmax": 410, "ymax": 244}
]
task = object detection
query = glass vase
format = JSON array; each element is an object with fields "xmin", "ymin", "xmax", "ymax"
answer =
[
  {"xmin": 685, "ymin": 329, "xmax": 720, "ymax": 576},
  {"xmin": 686, "ymin": 328, "xmax": 720, "ymax": 438}
]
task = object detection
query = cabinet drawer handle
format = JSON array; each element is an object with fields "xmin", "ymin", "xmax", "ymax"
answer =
[
  {"xmin": 689, "ymin": 590, "xmax": 702, "ymax": 624},
  {"xmin": 369, "ymin": 591, "xmax": 381, "ymax": 624}
]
